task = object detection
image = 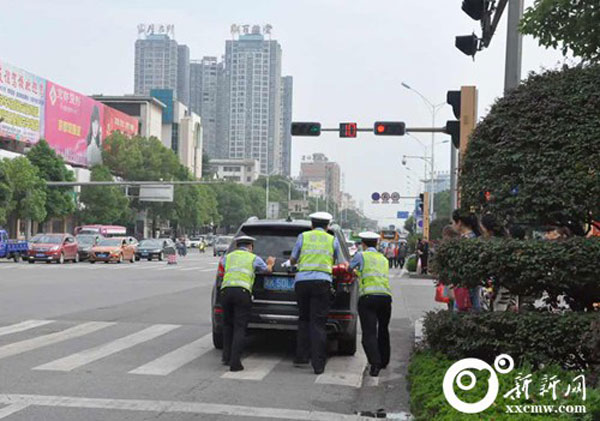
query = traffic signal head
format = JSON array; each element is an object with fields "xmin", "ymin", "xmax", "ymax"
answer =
[
  {"xmin": 455, "ymin": 34, "xmax": 479, "ymax": 57},
  {"xmin": 447, "ymin": 90, "xmax": 461, "ymax": 119},
  {"xmin": 462, "ymin": 0, "xmax": 485, "ymax": 20},
  {"xmin": 445, "ymin": 120, "xmax": 460, "ymax": 149},
  {"xmin": 291, "ymin": 122, "xmax": 321, "ymax": 136},
  {"xmin": 373, "ymin": 121, "xmax": 406, "ymax": 136},
  {"xmin": 418, "ymin": 193, "xmax": 424, "ymax": 212},
  {"xmin": 339, "ymin": 122, "xmax": 357, "ymax": 138}
]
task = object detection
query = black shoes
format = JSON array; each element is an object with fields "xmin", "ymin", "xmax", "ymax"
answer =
[
  {"xmin": 369, "ymin": 365, "xmax": 380, "ymax": 377},
  {"xmin": 293, "ymin": 358, "xmax": 309, "ymax": 367},
  {"xmin": 313, "ymin": 367, "xmax": 324, "ymax": 375},
  {"xmin": 229, "ymin": 364, "xmax": 244, "ymax": 372}
]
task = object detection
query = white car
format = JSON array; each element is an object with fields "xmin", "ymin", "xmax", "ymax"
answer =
[{"xmin": 188, "ymin": 236, "xmax": 204, "ymax": 248}]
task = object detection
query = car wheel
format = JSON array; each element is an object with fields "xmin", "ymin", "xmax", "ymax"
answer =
[
  {"xmin": 212, "ymin": 328, "xmax": 223, "ymax": 349},
  {"xmin": 90, "ymin": 260, "xmax": 95, "ymax": 264},
  {"xmin": 158, "ymin": 252, "xmax": 164, "ymax": 261},
  {"xmin": 135, "ymin": 256, "xmax": 140, "ymax": 261},
  {"xmin": 12, "ymin": 254, "xmax": 20, "ymax": 263},
  {"xmin": 59, "ymin": 253, "xmax": 65, "ymax": 264},
  {"xmin": 28, "ymin": 260, "xmax": 35, "ymax": 264},
  {"xmin": 104, "ymin": 261, "xmax": 109, "ymax": 264},
  {"xmin": 147, "ymin": 256, "xmax": 152, "ymax": 261},
  {"xmin": 118, "ymin": 254, "xmax": 123, "ymax": 264}
]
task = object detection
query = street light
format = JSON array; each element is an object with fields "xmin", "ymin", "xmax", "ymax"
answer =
[{"xmin": 401, "ymin": 82, "xmax": 446, "ymax": 219}]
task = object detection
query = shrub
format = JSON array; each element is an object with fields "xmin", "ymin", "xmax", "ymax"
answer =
[
  {"xmin": 408, "ymin": 351, "xmax": 600, "ymax": 420},
  {"xmin": 421, "ymin": 310, "xmax": 600, "ymax": 381},
  {"xmin": 406, "ymin": 255, "xmax": 417, "ymax": 272},
  {"xmin": 431, "ymin": 238, "xmax": 600, "ymax": 311}
]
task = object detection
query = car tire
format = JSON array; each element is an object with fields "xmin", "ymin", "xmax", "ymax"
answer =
[
  {"xmin": 28, "ymin": 260, "xmax": 35, "ymax": 264},
  {"xmin": 90, "ymin": 260, "xmax": 95, "ymax": 264},
  {"xmin": 12, "ymin": 254, "xmax": 20, "ymax": 263},
  {"xmin": 158, "ymin": 252, "xmax": 164, "ymax": 261},
  {"xmin": 338, "ymin": 325, "xmax": 357, "ymax": 356},
  {"xmin": 147, "ymin": 257, "xmax": 152, "ymax": 261},
  {"xmin": 135, "ymin": 256, "xmax": 140, "ymax": 261},
  {"xmin": 59, "ymin": 253, "xmax": 65, "ymax": 264},
  {"xmin": 212, "ymin": 329, "xmax": 223, "ymax": 349}
]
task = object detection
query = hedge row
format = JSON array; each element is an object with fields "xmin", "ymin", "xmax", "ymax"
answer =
[
  {"xmin": 408, "ymin": 351, "xmax": 600, "ymax": 420},
  {"xmin": 421, "ymin": 310, "xmax": 600, "ymax": 381},
  {"xmin": 431, "ymin": 238, "xmax": 600, "ymax": 310}
]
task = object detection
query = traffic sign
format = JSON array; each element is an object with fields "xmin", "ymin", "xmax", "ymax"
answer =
[
  {"xmin": 381, "ymin": 192, "xmax": 391, "ymax": 204},
  {"xmin": 397, "ymin": 211, "xmax": 409, "ymax": 219},
  {"xmin": 371, "ymin": 192, "xmax": 381, "ymax": 203},
  {"xmin": 391, "ymin": 192, "xmax": 400, "ymax": 203}
]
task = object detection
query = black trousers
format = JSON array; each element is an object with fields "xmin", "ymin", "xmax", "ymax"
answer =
[
  {"xmin": 358, "ymin": 295, "xmax": 392, "ymax": 369},
  {"xmin": 221, "ymin": 287, "xmax": 252, "ymax": 368},
  {"xmin": 295, "ymin": 280, "xmax": 331, "ymax": 371}
]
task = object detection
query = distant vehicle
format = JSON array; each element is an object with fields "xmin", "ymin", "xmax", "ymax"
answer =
[
  {"xmin": 89, "ymin": 237, "xmax": 136, "ymax": 264},
  {"xmin": 135, "ymin": 238, "xmax": 174, "ymax": 261},
  {"xmin": 74, "ymin": 225, "xmax": 127, "ymax": 238},
  {"xmin": 205, "ymin": 234, "xmax": 215, "ymax": 247},
  {"xmin": 211, "ymin": 219, "xmax": 358, "ymax": 355},
  {"xmin": 213, "ymin": 235, "xmax": 233, "ymax": 257},
  {"xmin": 188, "ymin": 236, "xmax": 204, "ymax": 248},
  {"xmin": 27, "ymin": 233, "xmax": 79, "ymax": 264},
  {"xmin": 76, "ymin": 234, "xmax": 104, "ymax": 261},
  {"xmin": 0, "ymin": 229, "xmax": 28, "ymax": 262},
  {"xmin": 380, "ymin": 229, "xmax": 399, "ymax": 243}
]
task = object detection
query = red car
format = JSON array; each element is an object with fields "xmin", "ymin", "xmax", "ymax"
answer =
[{"xmin": 28, "ymin": 233, "xmax": 79, "ymax": 264}]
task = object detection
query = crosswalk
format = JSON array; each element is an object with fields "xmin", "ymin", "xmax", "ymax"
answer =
[{"xmin": 0, "ymin": 319, "xmax": 372, "ymax": 388}]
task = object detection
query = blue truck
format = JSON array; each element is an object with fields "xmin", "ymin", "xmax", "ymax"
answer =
[{"xmin": 0, "ymin": 229, "xmax": 28, "ymax": 262}]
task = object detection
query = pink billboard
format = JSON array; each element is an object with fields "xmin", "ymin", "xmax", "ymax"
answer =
[
  {"xmin": 103, "ymin": 106, "xmax": 138, "ymax": 139},
  {"xmin": 45, "ymin": 81, "xmax": 104, "ymax": 167}
]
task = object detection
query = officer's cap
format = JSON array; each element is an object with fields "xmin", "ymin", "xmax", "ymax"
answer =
[
  {"xmin": 309, "ymin": 212, "xmax": 333, "ymax": 223},
  {"xmin": 235, "ymin": 235, "xmax": 256, "ymax": 244},
  {"xmin": 359, "ymin": 231, "xmax": 380, "ymax": 241}
]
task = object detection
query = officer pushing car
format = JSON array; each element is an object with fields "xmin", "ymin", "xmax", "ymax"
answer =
[
  {"xmin": 287, "ymin": 212, "xmax": 344, "ymax": 374},
  {"xmin": 349, "ymin": 231, "xmax": 392, "ymax": 377},
  {"xmin": 220, "ymin": 235, "xmax": 275, "ymax": 372}
]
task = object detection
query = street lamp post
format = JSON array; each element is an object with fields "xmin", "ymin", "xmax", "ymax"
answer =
[{"xmin": 401, "ymin": 82, "xmax": 446, "ymax": 219}]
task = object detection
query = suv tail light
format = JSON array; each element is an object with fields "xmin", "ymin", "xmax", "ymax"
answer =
[
  {"xmin": 333, "ymin": 263, "xmax": 354, "ymax": 284},
  {"xmin": 217, "ymin": 259, "xmax": 225, "ymax": 278}
]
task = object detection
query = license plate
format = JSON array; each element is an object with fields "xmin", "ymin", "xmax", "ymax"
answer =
[
  {"xmin": 36, "ymin": 253, "xmax": 45, "ymax": 257},
  {"xmin": 263, "ymin": 277, "xmax": 295, "ymax": 291},
  {"xmin": 98, "ymin": 253, "xmax": 108, "ymax": 258},
  {"xmin": 141, "ymin": 252, "xmax": 148, "ymax": 256}
]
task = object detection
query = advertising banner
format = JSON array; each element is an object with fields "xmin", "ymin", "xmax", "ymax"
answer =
[
  {"xmin": 45, "ymin": 81, "xmax": 104, "ymax": 167},
  {"xmin": 103, "ymin": 106, "xmax": 138, "ymax": 138},
  {"xmin": 0, "ymin": 60, "xmax": 46, "ymax": 144},
  {"xmin": 308, "ymin": 180, "xmax": 326, "ymax": 198}
]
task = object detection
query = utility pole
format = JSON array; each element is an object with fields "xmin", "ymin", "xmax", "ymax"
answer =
[{"xmin": 504, "ymin": 0, "xmax": 524, "ymax": 93}]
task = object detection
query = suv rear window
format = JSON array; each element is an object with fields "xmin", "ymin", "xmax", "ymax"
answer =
[{"xmin": 238, "ymin": 226, "xmax": 306, "ymax": 259}]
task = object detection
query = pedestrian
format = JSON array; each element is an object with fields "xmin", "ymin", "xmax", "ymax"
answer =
[
  {"xmin": 350, "ymin": 231, "xmax": 392, "ymax": 377},
  {"xmin": 451, "ymin": 209, "xmax": 482, "ymax": 311},
  {"xmin": 393, "ymin": 243, "xmax": 399, "ymax": 268},
  {"xmin": 288, "ymin": 212, "xmax": 343, "ymax": 374},
  {"xmin": 397, "ymin": 242, "xmax": 406, "ymax": 269},
  {"xmin": 439, "ymin": 225, "xmax": 459, "ymax": 310},
  {"xmin": 220, "ymin": 235, "xmax": 275, "ymax": 371},
  {"xmin": 420, "ymin": 240, "xmax": 429, "ymax": 274},
  {"xmin": 385, "ymin": 243, "xmax": 395, "ymax": 269}
]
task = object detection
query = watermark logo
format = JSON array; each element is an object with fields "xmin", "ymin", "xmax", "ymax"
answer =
[{"xmin": 442, "ymin": 354, "xmax": 514, "ymax": 414}]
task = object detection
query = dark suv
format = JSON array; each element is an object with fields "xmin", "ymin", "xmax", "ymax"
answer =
[{"xmin": 211, "ymin": 218, "xmax": 359, "ymax": 355}]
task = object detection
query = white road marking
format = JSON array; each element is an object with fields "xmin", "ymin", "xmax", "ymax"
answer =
[
  {"xmin": 34, "ymin": 324, "xmax": 179, "ymax": 372},
  {"xmin": 0, "ymin": 394, "xmax": 364, "ymax": 420},
  {"xmin": 0, "ymin": 320, "xmax": 54, "ymax": 337},
  {"xmin": 129, "ymin": 334, "xmax": 213, "ymax": 376},
  {"xmin": 315, "ymin": 345, "xmax": 368, "ymax": 388},
  {"xmin": 179, "ymin": 266, "xmax": 205, "ymax": 271},
  {"xmin": 221, "ymin": 354, "xmax": 283, "ymax": 381},
  {"xmin": 0, "ymin": 403, "xmax": 29, "ymax": 419},
  {"xmin": 0, "ymin": 322, "xmax": 114, "ymax": 360},
  {"xmin": 198, "ymin": 268, "xmax": 215, "ymax": 272}
]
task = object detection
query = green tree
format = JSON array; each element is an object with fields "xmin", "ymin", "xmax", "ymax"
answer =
[
  {"xmin": 210, "ymin": 183, "xmax": 253, "ymax": 231},
  {"xmin": 78, "ymin": 165, "xmax": 131, "ymax": 225},
  {"xmin": 0, "ymin": 160, "xmax": 12, "ymax": 225},
  {"xmin": 434, "ymin": 190, "xmax": 451, "ymax": 220},
  {"xmin": 460, "ymin": 64, "xmax": 600, "ymax": 235},
  {"xmin": 404, "ymin": 216, "xmax": 415, "ymax": 235},
  {"xmin": 3, "ymin": 157, "xmax": 46, "ymax": 223},
  {"xmin": 27, "ymin": 139, "xmax": 75, "ymax": 221},
  {"xmin": 521, "ymin": 0, "xmax": 600, "ymax": 62},
  {"xmin": 201, "ymin": 151, "xmax": 214, "ymax": 179}
]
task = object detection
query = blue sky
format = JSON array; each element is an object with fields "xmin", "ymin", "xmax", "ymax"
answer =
[{"xmin": 1, "ymin": 0, "xmax": 567, "ymax": 224}]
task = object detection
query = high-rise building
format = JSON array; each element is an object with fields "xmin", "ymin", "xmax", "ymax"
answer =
[
  {"xmin": 224, "ymin": 26, "xmax": 282, "ymax": 175},
  {"xmin": 177, "ymin": 45, "xmax": 190, "ymax": 107},
  {"xmin": 133, "ymin": 27, "xmax": 189, "ymax": 106},
  {"xmin": 299, "ymin": 153, "xmax": 342, "ymax": 207},
  {"xmin": 190, "ymin": 57, "xmax": 226, "ymax": 159},
  {"xmin": 280, "ymin": 76, "xmax": 293, "ymax": 176}
]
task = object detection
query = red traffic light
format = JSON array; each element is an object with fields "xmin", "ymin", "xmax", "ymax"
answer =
[
  {"xmin": 339, "ymin": 122, "xmax": 357, "ymax": 138},
  {"xmin": 373, "ymin": 121, "xmax": 405, "ymax": 136}
]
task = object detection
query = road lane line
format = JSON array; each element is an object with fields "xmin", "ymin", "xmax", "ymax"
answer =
[
  {"xmin": 315, "ymin": 343, "xmax": 368, "ymax": 388},
  {"xmin": 0, "ymin": 403, "xmax": 29, "ymax": 419},
  {"xmin": 0, "ymin": 320, "xmax": 54, "ymax": 337},
  {"xmin": 179, "ymin": 266, "xmax": 205, "ymax": 271},
  {"xmin": 0, "ymin": 394, "xmax": 363, "ymax": 421},
  {"xmin": 129, "ymin": 334, "xmax": 213, "ymax": 375},
  {"xmin": 221, "ymin": 354, "xmax": 282, "ymax": 381},
  {"xmin": 0, "ymin": 322, "xmax": 114, "ymax": 360},
  {"xmin": 34, "ymin": 324, "xmax": 180, "ymax": 371}
]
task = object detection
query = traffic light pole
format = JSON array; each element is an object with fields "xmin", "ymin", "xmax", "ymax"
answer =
[{"xmin": 504, "ymin": 0, "xmax": 524, "ymax": 93}]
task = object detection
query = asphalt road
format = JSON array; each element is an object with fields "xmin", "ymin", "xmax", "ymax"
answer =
[{"xmin": 0, "ymin": 251, "xmax": 444, "ymax": 420}]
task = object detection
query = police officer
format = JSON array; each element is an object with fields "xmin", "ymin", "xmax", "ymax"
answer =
[
  {"xmin": 288, "ymin": 212, "xmax": 343, "ymax": 374},
  {"xmin": 220, "ymin": 235, "xmax": 275, "ymax": 372},
  {"xmin": 349, "ymin": 231, "xmax": 392, "ymax": 377}
]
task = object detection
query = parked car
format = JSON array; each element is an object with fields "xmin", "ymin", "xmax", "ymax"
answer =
[
  {"xmin": 0, "ymin": 229, "xmax": 28, "ymax": 262},
  {"xmin": 76, "ymin": 234, "xmax": 104, "ymax": 261},
  {"xmin": 213, "ymin": 235, "xmax": 233, "ymax": 257},
  {"xmin": 135, "ymin": 238, "xmax": 174, "ymax": 261},
  {"xmin": 27, "ymin": 233, "xmax": 79, "ymax": 264},
  {"xmin": 89, "ymin": 237, "xmax": 137, "ymax": 264},
  {"xmin": 188, "ymin": 236, "xmax": 204, "ymax": 248},
  {"xmin": 74, "ymin": 225, "xmax": 126, "ymax": 237},
  {"xmin": 211, "ymin": 219, "xmax": 358, "ymax": 355}
]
